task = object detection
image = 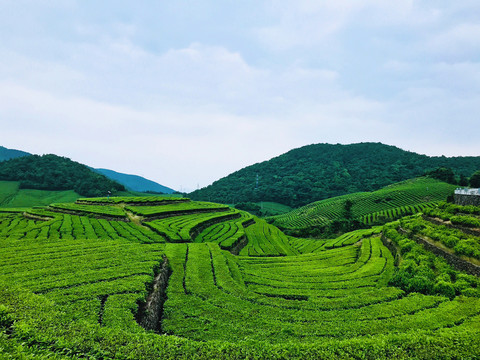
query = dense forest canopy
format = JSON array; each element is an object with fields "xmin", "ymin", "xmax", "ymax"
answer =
[
  {"xmin": 189, "ymin": 143, "xmax": 480, "ymax": 208},
  {"xmin": 0, "ymin": 154, "xmax": 125, "ymax": 197}
]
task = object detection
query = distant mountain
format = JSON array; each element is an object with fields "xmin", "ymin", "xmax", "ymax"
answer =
[
  {"xmin": 0, "ymin": 146, "xmax": 31, "ymax": 162},
  {"xmin": 189, "ymin": 142, "xmax": 480, "ymax": 208},
  {"xmin": 95, "ymin": 168, "xmax": 175, "ymax": 194},
  {"xmin": 0, "ymin": 154, "xmax": 125, "ymax": 197}
]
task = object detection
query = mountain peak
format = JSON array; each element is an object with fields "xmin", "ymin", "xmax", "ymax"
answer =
[{"xmin": 189, "ymin": 142, "xmax": 480, "ymax": 207}]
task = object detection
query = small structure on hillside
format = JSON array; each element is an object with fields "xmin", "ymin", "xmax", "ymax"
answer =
[{"xmin": 454, "ymin": 188, "xmax": 480, "ymax": 206}]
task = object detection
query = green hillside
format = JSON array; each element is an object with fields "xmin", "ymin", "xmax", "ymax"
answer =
[
  {"xmin": 0, "ymin": 181, "xmax": 80, "ymax": 208},
  {"xmin": 0, "ymin": 197, "xmax": 480, "ymax": 358},
  {"xmin": 189, "ymin": 142, "xmax": 480, "ymax": 208},
  {"xmin": 271, "ymin": 177, "xmax": 456, "ymax": 235},
  {"xmin": 0, "ymin": 154, "xmax": 125, "ymax": 197}
]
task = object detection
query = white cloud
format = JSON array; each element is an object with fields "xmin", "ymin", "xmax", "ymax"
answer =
[
  {"xmin": 1, "ymin": 1, "xmax": 479, "ymax": 190},
  {"xmin": 426, "ymin": 23, "xmax": 480, "ymax": 59},
  {"xmin": 0, "ymin": 81, "xmax": 299, "ymax": 190},
  {"xmin": 255, "ymin": 0, "xmax": 442, "ymax": 51}
]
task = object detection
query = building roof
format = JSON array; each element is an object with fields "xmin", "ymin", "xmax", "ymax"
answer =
[{"xmin": 455, "ymin": 188, "xmax": 480, "ymax": 196}]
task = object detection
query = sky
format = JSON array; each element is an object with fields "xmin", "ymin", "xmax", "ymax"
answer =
[{"xmin": 0, "ymin": 1, "xmax": 479, "ymax": 192}]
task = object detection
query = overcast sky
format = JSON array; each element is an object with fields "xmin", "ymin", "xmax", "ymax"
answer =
[{"xmin": 1, "ymin": 1, "xmax": 479, "ymax": 191}]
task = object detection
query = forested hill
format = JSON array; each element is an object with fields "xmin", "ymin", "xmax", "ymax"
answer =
[
  {"xmin": 189, "ymin": 142, "xmax": 480, "ymax": 208},
  {"xmin": 0, "ymin": 154, "xmax": 125, "ymax": 197},
  {"xmin": 0, "ymin": 146, "xmax": 31, "ymax": 161}
]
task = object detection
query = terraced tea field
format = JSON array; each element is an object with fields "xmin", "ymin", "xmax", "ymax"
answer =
[
  {"xmin": 271, "ymin": 177, "xmax": 456, "ymax": 230},
  {"xmin": 0, "ymin": 196, "xmax": 479, "ymax": 359}
]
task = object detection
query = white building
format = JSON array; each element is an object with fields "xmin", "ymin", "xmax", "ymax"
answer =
[
  {"xmin": 454, "ymin": 188, "xmax": 480, "ymax": 196},
  {"xmin": 454, "ymin": 188, "xmax": 480, "ymax": 206}
]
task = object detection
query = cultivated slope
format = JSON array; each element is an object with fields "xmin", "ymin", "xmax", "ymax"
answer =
[
  {"xmin": 0, "ymin": 180, "xmax": 80, "ymax": 208},
  {"xmin": 189, "ymin": 142, "xmax": 480, "ymax": 207},
  {"xmin": 0, "ymin": 198, "xmax": 479, "ymax": 358},
  {"xmin": 271, "ymin": 177, "xmax": 456, "ymax": 231}
]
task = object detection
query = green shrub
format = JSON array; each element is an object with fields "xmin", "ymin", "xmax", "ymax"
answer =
[
  {"xmin": 408, "ymin": 275, "xmax": 434, "ymax": 294},
  {"xmin": 434, "ymin": 281, "xmax": 455, "ymax": 299},
  {"xmin": 461, "ymin": 288, "xmax": 480, "ymax": 297},
  {"xmin": 398, "ymin": 238, "xmax": 415, "ymax": 255},
  {"xmin": 442, "ymin": 235, "xmax": 459, "ymax": 248},
  {"xmin": 454, "ymin": 240, "xmax": 476, "ymax": 257},
  {"xmin": 0, "ymin": 305, "xmax": 13, "ymax": 329},
  {"xmin": 453, "ymin": 279, "xmax": 471, "ymax": 294}
]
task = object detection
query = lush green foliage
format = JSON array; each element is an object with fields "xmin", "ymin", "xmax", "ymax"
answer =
[
  {"xmin": 401, "ymin": 204, "xmax": 480, "ymax": 260},
  {"xmin": 383, "ymin": 221, "xmax": 480, "ymax": 298},
  {"xmin": 189, "ymin": 142, "xmax": 480, "ymax": 207},
  {"xmin": 0, "ymin": 211, "xmax": 166, "ymax": 338},
  {"xmin": 425, "ymin": 167, "xmax": 457, "ymax": 184},
  {"xmin": 427, "ymin": 200, "xmax": 480, "ymax": 217},
  {"xmin": 0, "ymin": 181, "xmax": 20, "ymax": 206},
  {"xmin": 234, "ymin": 202, "xmax": 263, "ymax": 216},
  {"xmin": 470, "ymin": 170, "xmax": 480, "ymax": 187},
  {"xmin": 235, "ymin": 201, "xmax": 293, "ymax": 217},
  {"xmin": 0, "ymin": 180, "xmax": 81, "ymax": 208},
  {"xmin": 272, "ymin": 178, "xmax": 455, "ymax": 235},
  {"xmin": 0, "ymin": 154, "xmax": 125, "ymax": 197},
  {"xmin": 0, "ymin": 212, "xmax": 165, "ymax": 244},
  {"xmin": 49, "ymin": 202, "xmax": 127, "ymax": 218},
  {"xmin": 239, "ymin": 218, "xmax": 298, "ymax": 256},
  {"xmin": 78, "ymin": 195, "xmax": 188, "ymax": 204},
  {"xmin": 127, "ymin": 201, "xmax": 229, "ymax": 217},
  {"xmin": 195, "ymin": 211, "xmax": 253, "ymax": 250},
  {"xmin": 1, "ymin": 197, "xmax": 480, "ymax": 358},
  {"xmin": 2, "ymin": 283, "xmax": 480, "ymax": 360},
  {"xmin": 255, "ymin": 201, "xmax": 293, "ymax": 216},
  {"xmin": 145, "ymin": 210, "xmax": 240, "ymax": 242}
]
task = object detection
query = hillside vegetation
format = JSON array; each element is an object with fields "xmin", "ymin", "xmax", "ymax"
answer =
[
  {"xmin": 189, "ymin": 142, "xmax": 480, "ymax": 207},
  {"xmin": 271, "ymin": 177, "xmax": 456, "ymax": 236},
  {"xmin": 0, "ymin": 181, "xmax": 80, "ymax": 208},
  {"xmin": 0, "ymin": 154, "xmax": 125, "ymax": 197},
  {"xmin": 0, "ymin": 197, "xmax": 479, "ymax": 358}
]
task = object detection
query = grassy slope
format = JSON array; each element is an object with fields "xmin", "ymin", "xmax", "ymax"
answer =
[
  {"xmin": 255, "ymin": 201, "xmax": 293, "ymax": 216},
  {"xmin": 271, "ymin": 177, "xmax": 456, "ymax": 229},
  {"xmin": 0, "ymin": 198, "xmax": 480, "ymax": 358},
  {"xmin": 0, "ymin": 181, "xmax": 174, "ymax": 209},
  {"xmin": 0, "ymin": 181, "xmax": 81, "ymax": 208}
]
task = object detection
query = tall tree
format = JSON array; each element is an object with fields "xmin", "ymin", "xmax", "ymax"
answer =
[
  {"xmin": 426, "ymin": 167, "xmax": 456, "ymax": 185},
  {"xmin": 470, "ymin": 170, "xmax": 480, "ymax": 188}
]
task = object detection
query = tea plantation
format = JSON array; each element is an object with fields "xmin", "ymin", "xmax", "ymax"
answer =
[
  {"xmin": 0, "ymin": 196, "xmax": 479, "ymax": 359},
  {"xmin": 271, "ymin": 177, "xmax": 456, "ymax": 230}
]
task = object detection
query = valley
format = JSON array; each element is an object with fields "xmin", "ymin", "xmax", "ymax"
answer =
[{"xmin": 0, "ymin": 144, "xmax": 479, "ymax": 359}]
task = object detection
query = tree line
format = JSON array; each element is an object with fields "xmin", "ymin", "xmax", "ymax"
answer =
[
  {"xmin": 0, "ymin": 154, "xmax": 125, "ymax": 197},
  {"xmin": 190, "ymin": 142, "xmax": 480, "ymax": 208}
]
